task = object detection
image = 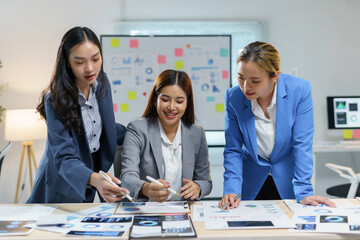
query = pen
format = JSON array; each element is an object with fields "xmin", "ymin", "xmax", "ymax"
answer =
[
  {"xmin": 221, "ymin": 193, "xmax": 242, "ymax": 210},
  {"xmin": 99, "ymin": 170, "xmax": 135, "ymax": 202},
  {"xmin": 146, "ymin": 175, "xmax": 180, "ymax": 197}
]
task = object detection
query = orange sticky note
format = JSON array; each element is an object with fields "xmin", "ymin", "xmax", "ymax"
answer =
[
  {"xmin": 113, "ymin": 103, "xmax": 117, "ymax": 112},
  {"xmin": 157, "ymin": 55, "xmax": 166, "ymax": 64},
  {"xmin": 175, "ymin": 48, "xmax": 183, "ymax": 57},
  {"xmin": 222, "ymin": 70, "xmax": 229, "ymax": 79},
  {"xmin": 130, "ymin": 39, "xmax": 138, "ymax": 48}
]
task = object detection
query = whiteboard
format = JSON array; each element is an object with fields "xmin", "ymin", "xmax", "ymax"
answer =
[{"xmin": 101, "ymin": 35, "xmax": 231, "ymax": 130}]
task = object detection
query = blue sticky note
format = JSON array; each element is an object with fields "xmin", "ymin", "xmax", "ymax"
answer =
[
  {"xmin": 207, "ymin": 96, "xmax": 215, "ymax": 102},
  {"xmin": 220, "ymin": 48, "xmax": 229, "ymax": 57}
]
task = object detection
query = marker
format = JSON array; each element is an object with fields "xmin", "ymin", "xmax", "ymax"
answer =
[
  {"xmin": 99, "ymin": 170, "xmax": 135, "ymax": 202},
  {"xmin": 221, "ymin": 193, "xmax": 242, "ymax": 210},
  {"xmin": 146, "ymin": 176, "xmax": 180, "ymax": 197}
]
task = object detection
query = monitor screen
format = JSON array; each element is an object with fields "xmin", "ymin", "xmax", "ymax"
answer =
[{"xmin": 327, "ymin": 96, "xmax": 360, "ymax": 129}]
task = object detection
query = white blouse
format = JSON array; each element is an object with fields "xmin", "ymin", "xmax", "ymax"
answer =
[
  {"xmin": 159, "ymin": 120, "xmax": 182, "ymax": 200},
  {"xmin": 251, "ymin": 84, "xmax": 277, "ymax": 161}
]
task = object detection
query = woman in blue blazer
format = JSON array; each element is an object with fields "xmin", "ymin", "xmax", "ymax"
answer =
[
  {"xmin": 219, "ymin": 41, "xmax": 335, "ymax": 209},
  {"xmin": 27, "ymin": 27, "xmax": 128, "ymax": 203}
]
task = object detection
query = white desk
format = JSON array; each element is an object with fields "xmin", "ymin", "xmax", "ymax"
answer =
[
  {"xmin": 1, "ymin": 200, "xmax": 360, "ymax": 240},
  {"xmin": 312, "ymin": 142, "xmax": 360, "ymax": 194}
]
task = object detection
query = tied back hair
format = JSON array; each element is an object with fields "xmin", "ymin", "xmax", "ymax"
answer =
[{"xmin": 36, "ymin": 26, "xmax": 107, "ymax": 134}]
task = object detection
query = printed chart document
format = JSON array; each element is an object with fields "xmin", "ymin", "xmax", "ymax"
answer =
[
  {"xmin": 284, "ymin": 199, "xmax": 357, "ymax": 211},
  {"xmin": 26, "ymin": 204, "xmax": 133, "ymax": 235},
  {"xmin": 27, "ymin": 213, "xmax": 83, "ymax": 234},
  {"xmin": 26, "ymin": 214, "xmax": 133, "ymax": 235},
  {"xmin": 292, "ymin": 208, "xmax": 360, "ymax": 234},
  {"xmin": 64, "ymin": 216, "xmax": 133, "ymax": 237},
  {"xmin": 0, "ymin": 221, "xmax": 34, "ymax": 236},
  {"xmin": 115, "ymin": 201, "xmax": 190, "ymax": 214},
  {"xmin": 192, "ymin": 204, "xmax": 205, "ymax": 221},
  {"xmin": 202, "ymin": 200, "xmax": 294, "ymax": 230},
  {"xmin": 0, "ymin": 205, "xmax": 56, "ymax": 221},
  {"xmin": 129, "ymin": 213, "xmax": 196, "ymax": 239},
  {"xmin": 75, "ymin": 203, "xmax": 118, "ymax": 217}
]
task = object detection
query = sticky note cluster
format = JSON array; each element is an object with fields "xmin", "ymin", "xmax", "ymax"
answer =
[{"xmin": 343, "ymin": 129, "xmax": 360, "ymax": 139}]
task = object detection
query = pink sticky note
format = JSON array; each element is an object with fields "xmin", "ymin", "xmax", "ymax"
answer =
[
  {"xmin": 353, "ymin": 130, "xmax": 360, "ymax": 139},
  {"xmin": 113, "ymin": 103, "xmax": 118, "ymax": 112},
  {"xmin": 157, "ymin": 55, "xmax": 166, "ymax": 64},
  {"xmin": 222, "ymin": 70, "xmax": 229, "ymax": 79},
  {"xmin": 175, "ymin": 48, "xmax": 183, "ymax": 57},
  {"xmin": 130, "ymin": 39, "xmax": 138, "ymax": 48}
]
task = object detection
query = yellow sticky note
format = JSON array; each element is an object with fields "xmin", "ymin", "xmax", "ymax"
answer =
[
  {"xmin": 111, "ymin": 38, "xmax": 120, "ymax": 47},
  {"xmin": 128, "ymin": 91, "xmax": 137, "ymax": 100},
  {"xmin": 343, "ymin": 129, "xmax": 352, "ymax": 139},
  {"xmin": 215, "ymin": 103, "xmax": 224, "ymax": 112},
  {"xmin": 174, "ymin": 60, "xmax": 184, "ymax": 70},
  {"xmin": 120, "ymin": 103, "xmax": 129, "ymax": 112}
]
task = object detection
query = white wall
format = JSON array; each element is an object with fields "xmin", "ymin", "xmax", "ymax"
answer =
[
  {"xmin": 122, "ymin": 0, "xmax": 360, "ymax": 142},
  {"xmin": 1, "ymin": 0, "xmax": 360, "ymax": 203}
]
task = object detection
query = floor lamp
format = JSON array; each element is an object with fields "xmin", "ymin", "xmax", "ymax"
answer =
[{"xmin": 4, "ymin": 109, "xmax": 47, "ymax": 203}]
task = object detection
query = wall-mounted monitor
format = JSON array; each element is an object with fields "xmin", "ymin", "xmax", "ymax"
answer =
[{"xmin": 327, "ymin": 96, "xmax": 360, "ymax": 129}]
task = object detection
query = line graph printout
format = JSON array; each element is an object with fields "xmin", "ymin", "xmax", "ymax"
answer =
[{"xmin": 202, "ymin": 200, "xmax": 294, "ymax": 230}]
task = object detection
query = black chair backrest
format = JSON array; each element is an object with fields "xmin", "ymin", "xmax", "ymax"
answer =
[
  {"xmin": 114, "ymin": 145, "xmax": 122, "ymax": 178},
  {"xmin": 0, "ymin": 142, "xmax": 12, "ymax": 176}
]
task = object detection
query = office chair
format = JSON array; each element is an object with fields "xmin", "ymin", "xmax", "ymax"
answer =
[
  {"xmin": 0, "ymin": 142, "xmax": 12, "ymax": 178},
  {"xmin": 114, "ymin": 145, "xmax": 123, "ymax": 178},
  {"xmin": 325, "ymin": 163, "xmax": 360, "ymax": 198}
]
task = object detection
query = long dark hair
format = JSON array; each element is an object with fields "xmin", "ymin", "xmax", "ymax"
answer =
[
  {"xmin": 36, "ymin": 26, "xmax": 106, "ymax": 134},
  {"xmin": 142, "ymin": 69, "xmax": 195, "ymax": 125}
]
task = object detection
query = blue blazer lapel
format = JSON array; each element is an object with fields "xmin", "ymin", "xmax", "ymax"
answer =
[
  {"xmin": 243, "ymin": 99, "xmax": 258, "ymax": 160},
  {"xmin": 270, "ymin": 76, "xmax": 288, "ymax": 161},
  {"xmin": 232, "ymin": 93, "xmax": 258, "ymax": 161},
  {"xmin": 148, "ymin": 121, "xmax": 164, "ymax": 179}
]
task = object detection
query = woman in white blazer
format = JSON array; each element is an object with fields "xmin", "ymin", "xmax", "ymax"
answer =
[{"xmin": 121, "ymin": 69, "xmax": 212, "ymax": 202}]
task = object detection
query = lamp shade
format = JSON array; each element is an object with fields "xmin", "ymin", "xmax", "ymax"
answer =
[{"xmin": 4, "ymin": 109, "xmax": 47, "ymax": 141}]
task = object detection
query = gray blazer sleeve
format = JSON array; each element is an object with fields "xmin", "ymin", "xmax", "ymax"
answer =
[
  {"xmin": 120, "ymin": 121, "xmax": 147, "ymax": 200},
  {"xmin": 193, "ymin": 127, "xmax": 212, "ymax": 199}
]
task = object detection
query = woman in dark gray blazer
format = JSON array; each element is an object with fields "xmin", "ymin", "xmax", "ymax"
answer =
[
  {"xmin": 27, "ymin": 27, "xmax": 128, "ymax": 203},
  {"xmin": 121, "ymin": 70, "xmax": 212, "ymax": 202}
]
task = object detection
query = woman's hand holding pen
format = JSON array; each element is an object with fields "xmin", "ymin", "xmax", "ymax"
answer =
[
  {"xmin": 180, "ymin": 178, "xmax": 201, "ymax": 200},
  {"xmin": 219, "ymin": 193, "xmax": 241, "ymax": 210},
  {"xmin": 89, "ymin": 172, "xmax": 129, "ymax": 203},
  {"xmin": 141, "ymin": 179, "xmax": 170, "ymax": 202}
]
